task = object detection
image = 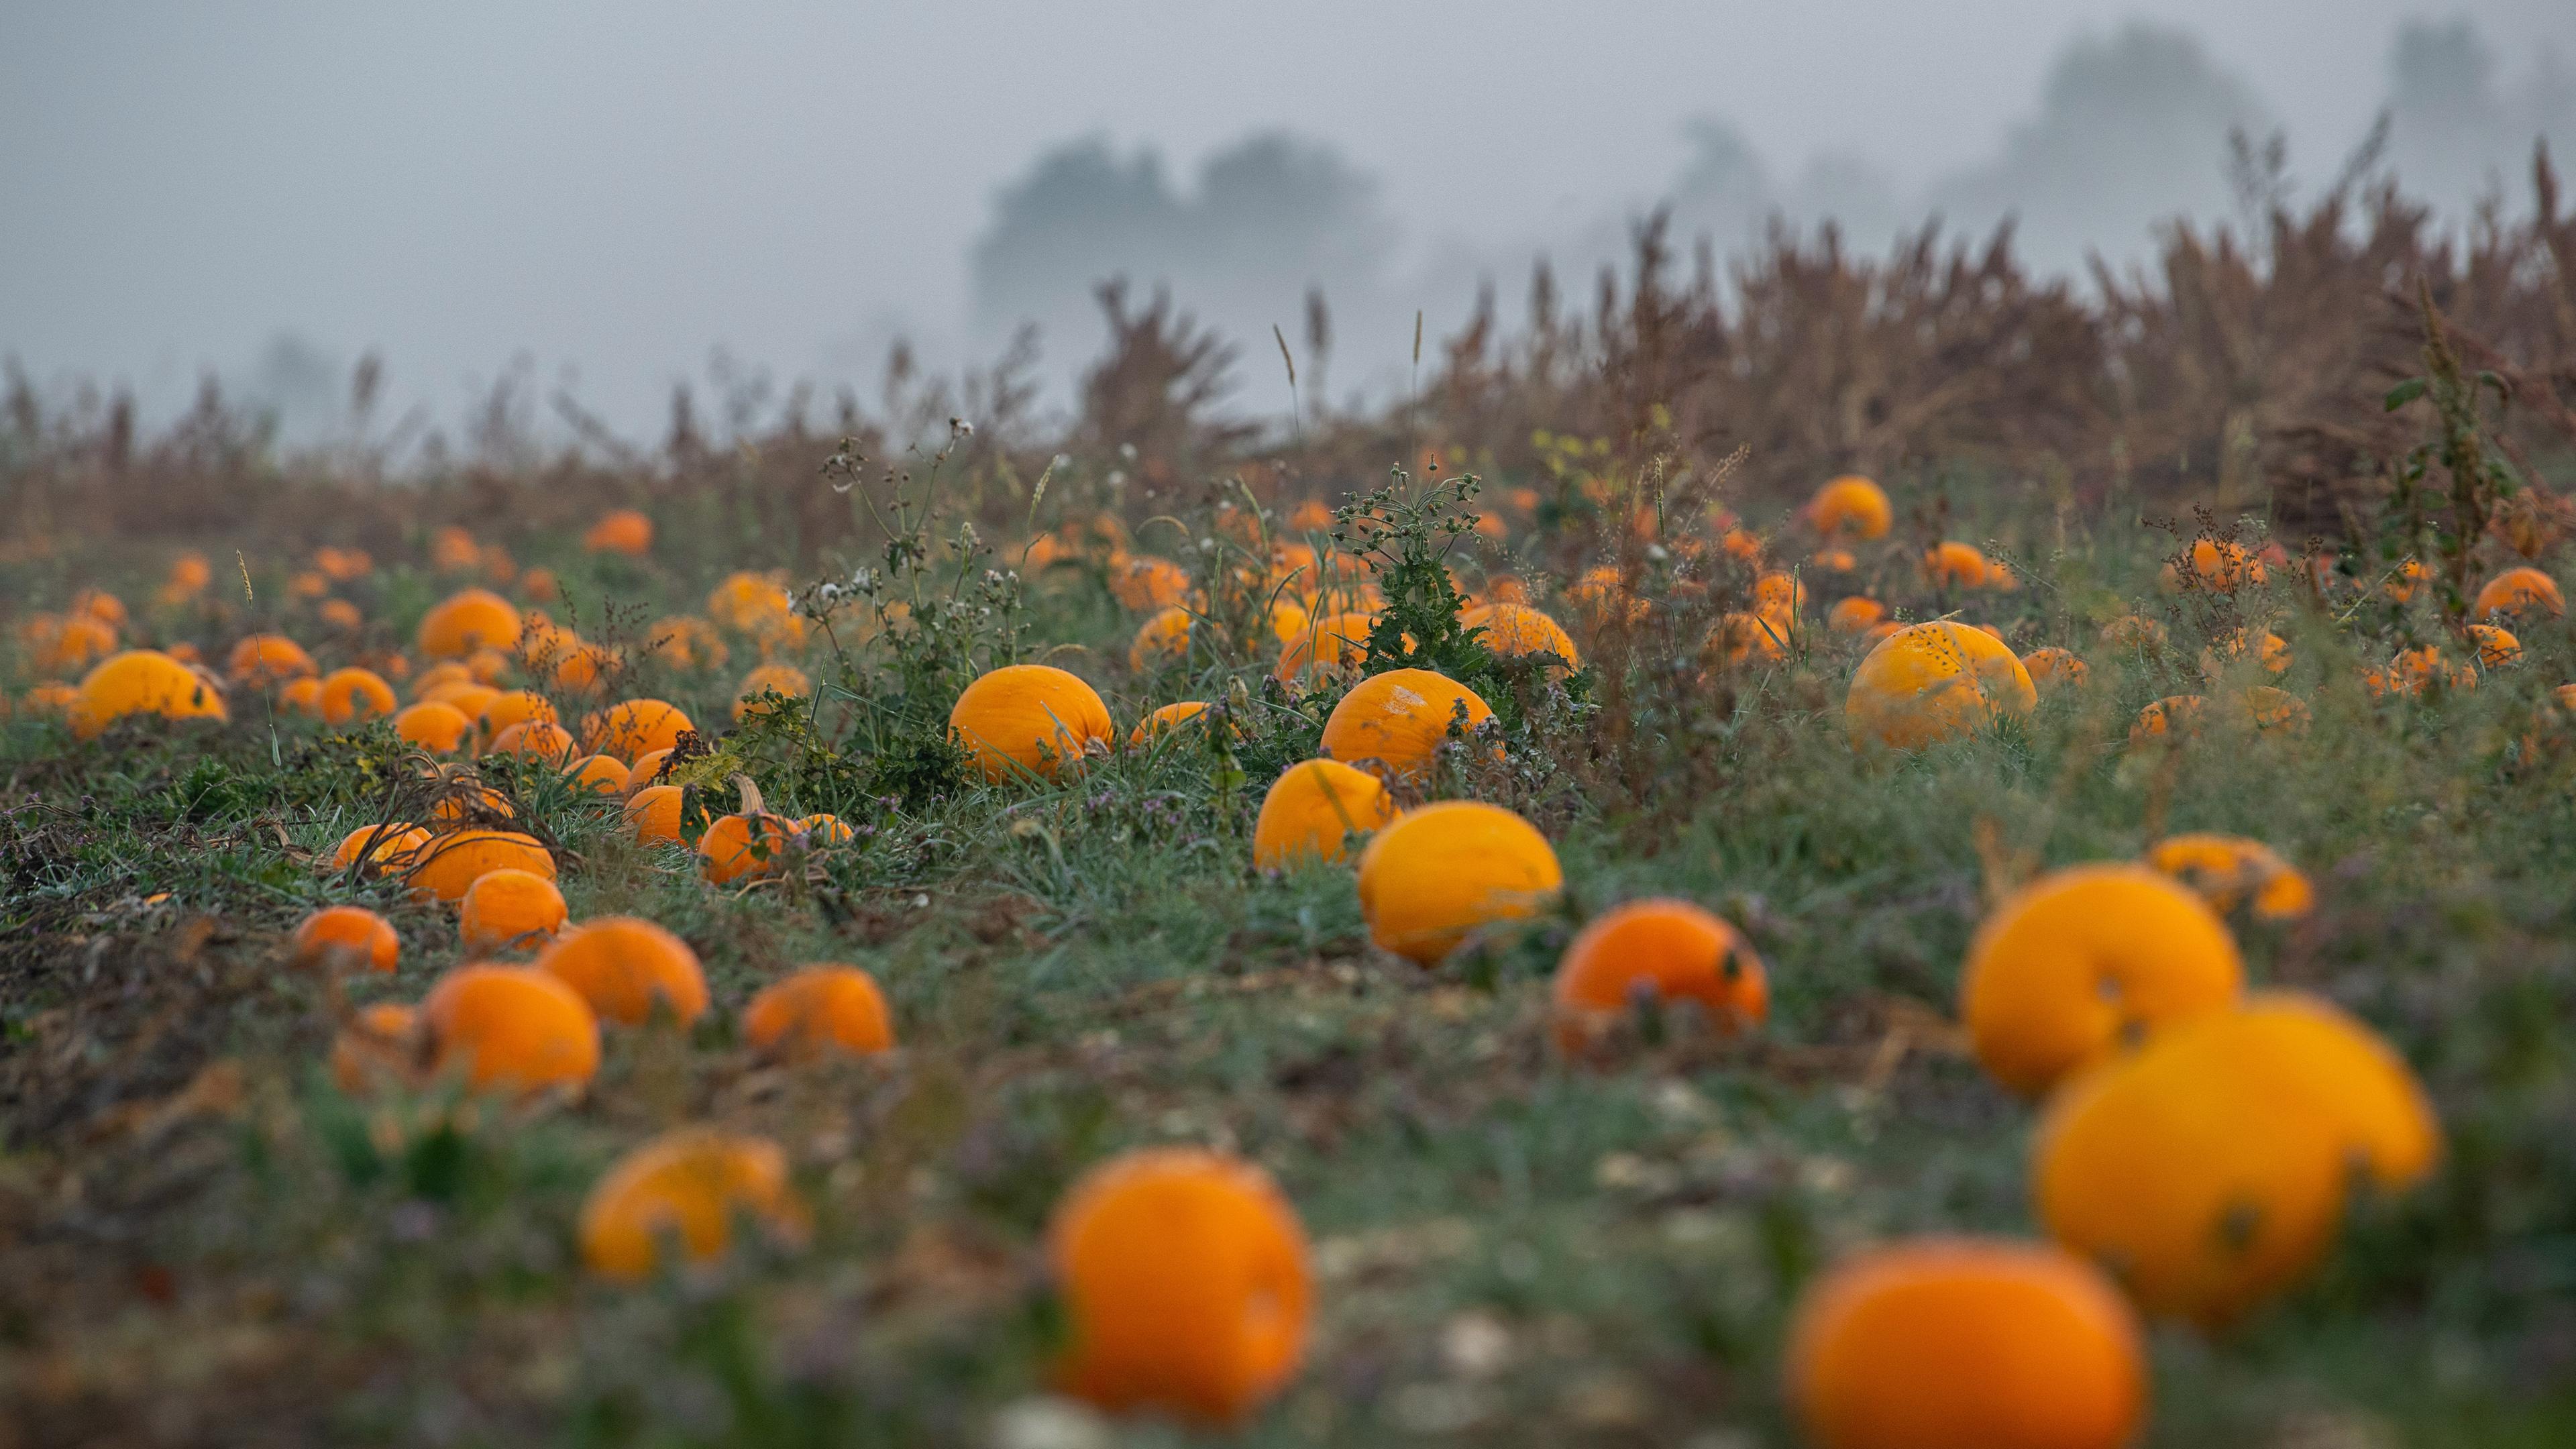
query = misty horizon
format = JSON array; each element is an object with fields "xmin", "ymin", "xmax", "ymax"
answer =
[{"xmin": 5, "ymin": 4, "xmax": 2573, "ymax": 453}]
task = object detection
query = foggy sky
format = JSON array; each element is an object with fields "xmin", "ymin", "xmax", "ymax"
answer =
[{"xmin": 5, "ymin": 1, "xmax": 2573, "ymax": 447}]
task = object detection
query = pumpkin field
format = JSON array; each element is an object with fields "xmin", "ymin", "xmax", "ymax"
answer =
[{"xmin": 5, "ymin": 174, "xmax": 2576, "ymax": 1448}]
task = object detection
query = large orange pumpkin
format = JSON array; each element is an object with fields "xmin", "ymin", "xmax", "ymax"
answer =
[
  {"xmin": 947, "ymin": 665, "xmax": 1115, "ymax": 781},
  {"xmin": 1048, "ymin": 1148, "xmax": 1311, "ymax": 1424}
]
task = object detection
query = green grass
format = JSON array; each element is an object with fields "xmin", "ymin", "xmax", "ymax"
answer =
[{"xmin": 5, "ymin": 511, "xmax": 2576, "ymax": 1448}]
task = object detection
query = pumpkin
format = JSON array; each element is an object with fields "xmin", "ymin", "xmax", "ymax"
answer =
[
  {"xmin": 2473, "ymin": 566, "xmax": 2563, "ymax": 621},
  {"xmin": 1552, "ymin": 898, "xmax": 1768, "ymax": 1056},
  {"xmin": 1708, "ymin": 610, "xmax": 1792, "ymax": 666},
  {"xmin": 2465, "ymin": 624, "xmax": 2521, "ymax": 668},
  {"xmin": 1317, "ymin": 669, "xmax": 1494, "ymax": 782},
  {"xmin": 732, "ymin": 662, "xmax": 812, "ymax": 722},
  {"xmin": 2020, "ymin": 646, "xmax": 2089, "ymax": 694},
  {"xmin": 1128, "ymin": 606, "xmax": 1195, "ymax": 672},
  {"xmin": 312, "ymin": 667, "xmax": 394, "ymax": 727},
  {"xmin": 1047, "ymin": 1147, "xmax": 1311, "ymax": 1424},
  {"xmin": 291, "ymin": 905, "xmax": 400, "ymax": 975},
  {"xmin": 947, "ymin": 665, "xmax": 1115, "ymax": 781},
  {"xmin": 31, "ymin": 613, "xmax": 119, "ymax": 678},
  {"xmin": 2128, "ymin": 694, "xmax": 2208, "ymax": 745},
  {"xmin": 409, "ymin": 830, "xmax": 555, "ymax": 904},
  {"xmin": 1110, "ymin": 555, "xmax": 1193, "ymax": 611},
  {"xmin": 1922, "ymin": 541, "xmax": 1990, "ymax": 588},
  {"xmin": 646, "ymin": 616, "xmax": 729, "ymax": 671},
  {"xmin": 1354, "ymin": 801, "xmax": 1562, "ymax": 965},
  {"xmin": 2032, "ymin": 996, "xmax": 2436, "ymax": 1326},
  {"xmin": 424, "ymin": 681, "xmax": 501, "ymax": 724},
  {"xmin": 330, "ymin": 822, "xmax": 431, "ymax": 876},
  {"xmin": 800, "ymin": 812, "xmax": 854, "ymax": 846},
  {"xmin": 411, "ymin": 661, "xmax": 475, "ymax": 698},
  {"xmin": 743, "ymin": 965, "xmax": 895, "ymax": 1059},
  {"xmin": 584, "ymin": 698, "xmax": 695, "ymax": 759},
  {"xmin": 579, "ymin": 1129, "xmax": 806, "ymax": 1281},
  {"xmin": 696, "ymin": 777, "xmax": 801, "ymax": 885},
  {"xmin": 392, "ymin": 700, "xmax": 474, "ymax": 753},
  {"xmin": 625, "ymin": 747, "xmax": 674, "ymax": 793},
  {"xmin": 474, "ymin": 688, "xmax": 557, "ymax": 748},
  {"xmin": 1273, "ymin": 610, "xmax": 1377, "ymax": 686},
  {"xmin": 489, "ymin": 719, "xmax": 579, "ymax": 763},
  {"xmin": 69, "ymin": 651, "xmax": 228, "ymax": 739},
  {"xmin": 536, "ymin": 916, "xmax": 709, "ymax": 1026},
  {"xmin": 226, "ymin": 634, "xmax": 318, "ymax": 686},
  {"xmin": 1807, "ymin": 475, "xmax": 1893, "ymax": 540},
  {"xmin": 564, "ymin": 754, "xmax": 631, "ymax": 796},
  {"xmin": 1786, "ymin": 1238, "xmax": 2143, "ymax": 1449},
  {"xmin": 625, "ymin": 785, "xmax": 690, "ymax": 845},
  {"xmin": 416, "ymin": 588, "xmax": 523, "ymax": 659},
  {"xmin": 1461, "ymin": 602, "xmax": 1579, "ymax": 670},
  {"xmin": 1251, "ymin": 759, "xmax": 1397, "ymax": 870},
  {"xmin": 583, "ymin": 508, "xmax": 655, "ymax": 555},
  {"xmin": 2098, "ymin": 614, "xmax": 2168, "ymax": 650},
  {"xmin": 2143, "ymin": 833, "xmax": 2314, "ymax": 922},
  {"xmin": 1130, "ymin": 700, "xmax": 1212, "ymax": 747},
  {"xmin": 2161, "ymin": 538, "xmax": 2267, "ymax": 591},
  {"xmin": 1827, "ymin": 598, "xmax": 1886, "ymax": 635},
  {"xmin": 1959, "ymin": 863, "xmax": 2243, "ymax": 1096},
  {"xmin": 421, "ymin": 965, "xmax": 600, "ymax": 1096},
  {"xmin": 706, "ymin": 571, "xmax": 796, "ymax": 634},
  {"xmin": 458, "ymin": 867, "xmax": 569, "ymax": 955},
  {"xmin": 1843, "ymin": 623, "xmax": 2036, "ymax": 751},
  {"xmin": 2232, "ymin": 685, "xmax": 2309, "ymax": 733}
]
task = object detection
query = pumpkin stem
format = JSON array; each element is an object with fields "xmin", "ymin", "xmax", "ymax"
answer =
[{"xmin": 732, "ymin": 773, "xmax": 766, "ymax": 816}]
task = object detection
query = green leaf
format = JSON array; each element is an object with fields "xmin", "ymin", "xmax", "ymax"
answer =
[{"xmin": 2384, "ymin": 378, "xmax": 2428, "ymax": 411}]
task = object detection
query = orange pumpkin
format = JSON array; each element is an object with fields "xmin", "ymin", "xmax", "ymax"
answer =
[
  {"xmin": 1807, "ymin": 475, "xmax": 1893, "ymax": 540},
  {"xmin": 2020, "ymin": 646, "xmax": 2089, "ymax": 694},
  {"xmin": 1251, "ymin": 759, "xmax": 1397, "ymax": 870},
  {"xmin": 69, "ymin": 651, "xmax": 228, "ymax": 739},
  {"xmin": 1960, "ymin": 863, "xmax": 2243, "ymax": 1096},
  {"xmin": 2473, "ymin": 566, "xmax": 2563, "ymax": 621},
  {"xmin": 316, "ymin": 667, "xmax": 397, "ymax": 727},
  {"xmin": 226, "ymin": 634, "xmax": 319, "ymax": 686},
  {"xmin": 584, "ymin": 698, "xmax": 695, "ymax": 760},
  {"xmin": 291, "ymin": 905, "xmax": 400, "ymax": 975},
  {"xmin": 731, "ymin": 662, "xmax": 812, "ymax": 722},
  {"xmin": 579, "ymin": 1129, "xmax": 806, "ymax": 1281},
  {"xmin": 2033, "ymin": 995, "xmax": 2437, "ymax": 1326},
  {"xmin": 329, "ymin": 822, "xmax": 431, "ymax": 876},
  {"xmin": 1273, "ymin": 610, "xmax": 1377, "ymax": 686},
  {"xmin": 1786, "ymin": 1238, "xmax": 2143, "ymax": 1449},
  {"xmin": 1460, "ymin": 602, "xmax": 1578, "ymax": 670},
  {"xmin": 392, "ymin": 700, "xmax": 474, "ymax": 753},
  {"xmin": 1922, "ymin": 541, "xmax": 1990, "ymax": 588},
  {"xmin": 1827, "ymin": 598, "xmax": 1887, "ymax": 635},
  {"xmin": 408, "ymin": 830, "xmax": 555, "ymax": 904},
  {"xmin": 947, "ymin": 665, "xmax": 1116, "ymax": 781},
  {"xmin": 742, "ymin": 965, "xmax": 896, "ymax": 1059},
  {"xmin": 1552, "ymin": 898, "xmax": 1768, "ymax": 1055},
  {"xmin": 1129, "ymin": 700, "xmax": 1213, "ymax": 747},
  {"xmin": 458, "ymin": 867, "xmax": 569, "ymax": 955},
  {"xmin": 1354, "ymin": 801, "xmax": 1561, "ymax": 965},
  {"xmin": 1843, "ymin": 623, "xmax": 2035, "ymax": 751},
  {"xmin": 1317, "ymin": 669, "xmax": 1494, "ymax": 782},
  {"xmin": 625, "ymin": 784, "xmax": 690, "ymax": 845},
  {"xmin": 416, "ymin": 587, "xmax": 523, "ymax": 659},
  {"xmin": 583, "ymin": 508, "xmax": 655, "ymax": 555},
  {"xmin": 421, "ymin": 965, "xmax": 599, "ymax": 1097},
  {"xmin": 1048, "ymin": 1148, "xmax": 1311, "ymax": 1424},
  {"xmin": 536, "ymin": 916, "xmax": 709, "ymax": 1026}
]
